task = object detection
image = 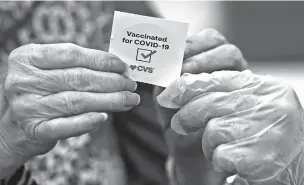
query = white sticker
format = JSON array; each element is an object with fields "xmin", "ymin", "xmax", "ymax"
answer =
[{"xmin": 109, "ymin": 11, "xmax": 188, "ymax": 87}]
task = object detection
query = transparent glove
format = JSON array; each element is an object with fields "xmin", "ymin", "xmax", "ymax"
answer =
[
  {"xmin": 157, "ymin": 70, "xmax": 304, "ymax": 185},
  {"xmin": 153, "ymin": 28, "xmax": 248, "ymax": 185}
]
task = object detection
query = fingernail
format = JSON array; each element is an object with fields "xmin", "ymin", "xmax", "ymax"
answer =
[
  {"xmin": 124, "ymin": 80, "xmax": 138, "ymax": 92},
  {"xmin": 133, "ymin": 82, "xmax": 138, "ymax": 91},
  {"xmin": 125, "ymin": 92, "xmax": 140, "ymax": 107},
  {"xmin": 99, "ymin": 113, "xmax": 108, "ymax": 122},
  {"xmin": 156, "ymin": 92, "xmax": 180, "ymax": 109},
  {"xmin": 171, "ymin": 115, "xmax": 188, "ymax": 135}
]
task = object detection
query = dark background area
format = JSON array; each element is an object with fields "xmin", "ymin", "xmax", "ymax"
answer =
[{"xmin": 223, "ymin": 1, "xmax": 304, "ymax": 62}]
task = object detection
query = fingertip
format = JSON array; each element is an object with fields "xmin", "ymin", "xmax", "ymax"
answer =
[
  {"xmin": 115, "ymin": 60, "xmax": 127, "ymax": 73},
  {"xmin": 156, "ymin": 90, "xmax": 181, "ymax": 109},
  {"xmin": 108, "ymin": 55, "xmax": 127, "ymax": 73},
  {"xmin": 130, "ymin": 82, "xmax": 137, "ymax": 91},
  {"xmin": 99, "ymin": 112, "xmax": 108, "ymax": 122},
  {"xmin": 171, "ymin": 115, "xmax": 188, "ymax": 135},
  {"xmin": 181, "ymin": 61, "xmax": 196, "ymax": 74},
  {"xmin": 134, "ymin": 82, "xmax": 138, "ymax": 91},
  {"xmin": 124, "ymin": 92, "xmax": 141, "ymax": 107}
]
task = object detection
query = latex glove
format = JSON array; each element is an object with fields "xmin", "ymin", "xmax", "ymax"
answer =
[
  {"xmin": 157, "ymin": 70, "xmax": 304, "ymax": 185},
  {"xmin": 0, "ymin": 43, "xmax": 140, "ymax": 179},
  {"xmin": 153, "ymin": 28, "xmax": 248, "ymax": 185}
]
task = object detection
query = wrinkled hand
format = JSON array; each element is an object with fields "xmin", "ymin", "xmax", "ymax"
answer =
[
  {"xmin": 153, "ymin": 29, "xmax": 248, "ymax": 185},
  {"xmin": 158, "ymin": 70, "xmax": 304, "ymax": 185},
  {"xmin": 0, "ymin": 43, "xmax": 139, "ymax": 178}
]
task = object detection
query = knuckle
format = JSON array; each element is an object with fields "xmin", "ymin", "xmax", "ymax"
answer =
[
  {"xmin": 65, "ymin": 43, "xmax": 81, "ymax": 64},
  {"xmin": 203, "ymin": 28, "xmax": 227, "ymax": 44},
  {"xmin": 118, "ymin": 92, "xmax": 127, "ymax": 107},
  {"xmin": 222, "ymin": 44, "xmax": 245, "ymax": 70},
  {"xmin": 212, "ymin": 144, "xmax": 226, "ymax": 162},
  {"xmin": 4, "ymin": 73, "xmax": 18, "ymax": 93},
  {"xmin": 275, "ymin": 88, "xmax": 295, "ymax": 114},
  {"xmin": 8, "ymin": 44, "xmax": 35, "ymax": 64},
  {"xmin": 107, "ymin": 92, "xmax": 125, "ymax": 110},
  {"xmin": 37, "ymin": 122, "xmax": 57, "ymax": 141},
  {"xmin": 115, "ymin": 75, "xmax": 126, "ymax": 91},
  {"xmin": 26, "ymin": 44, "xmax": 40, "ymax": 61},
  {"xmin": 88, "ymin": 50, "xmax": 112, "ymax": 71},
  {"xmin": 283, "ymin": 84, "xmax": 297, "ymax": 97},
  {"xmin": 49, "ymin": 43, "xmax": 81, "ymax": 66},
  {"xmin": 66, "ymin": 92, "xmax": 83, "ymax": 114},
  {"xmin": 69, "ymin": 68, "xmax": 86, "ymax": 90},
  {"xmin": 205, "ymin": 119, "xmax": 220, "ymax": 138},
  {"xmin": 9, "ymin": 95, "xmax": 33, "ymax": 120}
]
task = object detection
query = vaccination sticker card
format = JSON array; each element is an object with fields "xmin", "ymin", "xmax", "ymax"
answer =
[{"xmin": 109, "ymin": 11, "xmax": 188, "ymax": 87}]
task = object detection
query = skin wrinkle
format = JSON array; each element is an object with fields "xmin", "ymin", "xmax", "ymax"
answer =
[{"xmin": 42, "ymin": 70, "xmax": 66, "ymax": 94}]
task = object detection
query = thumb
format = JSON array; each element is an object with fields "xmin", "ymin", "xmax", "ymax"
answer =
[
  {"xmin": 153, "ymin": 86, "xmax": 177, "ymax": 130},
  {"xmin": 36, "ymin": 112, "xmax": 108, "ymax": 142}
]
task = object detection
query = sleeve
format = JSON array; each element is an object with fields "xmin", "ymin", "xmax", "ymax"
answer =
[{"xmin": 1, "ymin": 166, "xmax": 38, "ymax": 185}]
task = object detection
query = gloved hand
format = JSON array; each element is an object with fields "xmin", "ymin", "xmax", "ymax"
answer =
[
  {"xmin": 0, "ymin": 43, "xmax": 140, "ymax": 179},
  {"xmin": 153, "ymin": 28, "xmax": 248, "ymax": 185},
  {"xmin": 157, "ymin": 70, "xmax": 304, "ymax": 185}
]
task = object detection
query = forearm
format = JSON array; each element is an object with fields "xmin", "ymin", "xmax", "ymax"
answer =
[{"xmin": 0, "ymin": 125, "xmax": 27, "ymax": 180}]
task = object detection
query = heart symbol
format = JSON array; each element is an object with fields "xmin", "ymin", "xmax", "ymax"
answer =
[{"xmin": 130, "ymin": 65, "xmax": 137, "ymax": 70}]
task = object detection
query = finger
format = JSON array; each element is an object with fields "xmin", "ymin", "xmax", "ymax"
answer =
[
  {"xmin": 157, "ymin": 70, "xmax": 259, "ymax": 109},
  {"xmin": 211, "ymin": 140, "xmax": 282, "ymax": 183},
  {"xmin": 153, "ymin": 86, "xmax": 177, "ymax": 130},
  {"xmin": 15, "ymin": 91, "xmax": 140, "ymax": 119},
  {"xmin": 182, "ymin": 44, "xmax": 248, "ymax": 74},
  {"xmin": 20, "ymin": 68, "xmax": 137, "ymax": 95},
  {"xmin": 184, "ymin": 29, "xmax": 227, "ymax": 59},
  {"xmin": 36, "ymin": 112, "xmax": 108, "ymax": 142},
  {"xmin": 202, "ymin": 99, "xmax": 299, "ymax": 162},
  {"xmin": 202, "ymin": 104, "xmax": 275, "ymax": 161},
  {"xmin": 211, "ymin": 111, "xmax": 295, "ymax": 182},
  {"xmin": 43, "ymin": 91, "xmax": 140, "ymax": 117},
  {"xmin": 29, "ymin": 43, "xmax": 126, "ymax": 73},
  {"xmin": 170, "ymin": 91, "xmax": 258, "ymax": 135}
]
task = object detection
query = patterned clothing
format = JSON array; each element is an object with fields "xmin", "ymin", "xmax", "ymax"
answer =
[{"xmin": 0, "ymin": 1, "xmax": 169, "ymax": 185}]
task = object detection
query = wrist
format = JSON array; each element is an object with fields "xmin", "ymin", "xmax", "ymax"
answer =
[
  {"xmin": 0, "ymin": 114, "xmax": 28, "ymax": 179},
  {"xmin": 0, "ymin": 142, "xmax": 25, "ymax": 179}
]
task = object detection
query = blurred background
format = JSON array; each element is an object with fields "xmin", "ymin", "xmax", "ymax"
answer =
[{"xmin": 150, "ymin": 1, "xmax": 304, "ymax": 105}]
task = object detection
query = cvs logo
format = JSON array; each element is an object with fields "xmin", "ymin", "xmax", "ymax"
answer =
[{"xmin": 130, "ymin": 65, "xmax": 154, "ymax": 73}]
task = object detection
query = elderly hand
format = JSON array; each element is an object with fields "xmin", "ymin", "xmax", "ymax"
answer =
[
  {"xmin": 0, "ymin": 43, "xmax": 140, "ymax": 178},
  {"xmin": 153, "ymin": 29, "xmax": 248, "ymax": 185},
  {"xmin": 158, "ymin": 70, "xmax": 304, "ymax": 185}
]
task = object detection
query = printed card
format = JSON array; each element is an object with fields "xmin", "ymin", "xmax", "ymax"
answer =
[{"xmin": 109, "ymin": 11, "xmax": 188, "ymax": 87}]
